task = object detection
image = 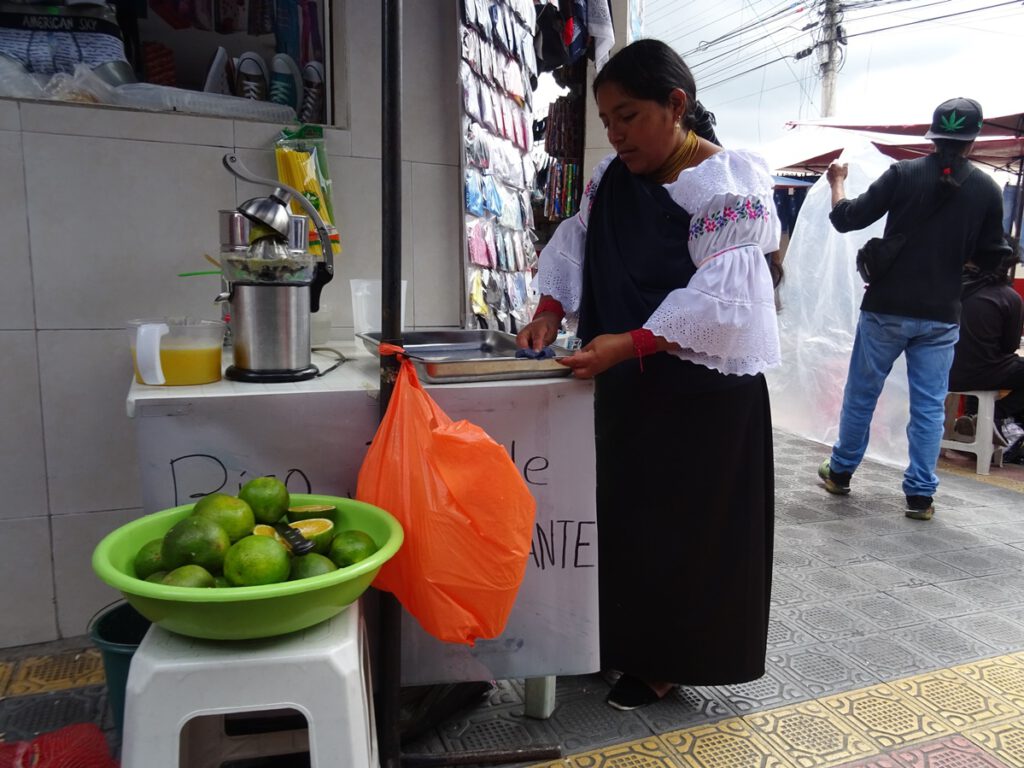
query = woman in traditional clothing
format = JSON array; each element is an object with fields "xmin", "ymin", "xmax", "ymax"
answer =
[{"xmin": 516, "ymin": 39, "xmax": 780, "ymax": 710}]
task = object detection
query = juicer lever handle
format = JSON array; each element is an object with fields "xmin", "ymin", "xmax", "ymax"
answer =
[{"xmin": 222, "ymin": 153, "xmax": 336, "ymax": 285}]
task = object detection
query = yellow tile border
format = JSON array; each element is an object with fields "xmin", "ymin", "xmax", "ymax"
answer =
[
  {"xmin": 964, "ymin": 719, "xmax": 1024, "ymax": 767},
  {"xmin": 659, "ymin": 717, "xmax": 794, "ymax": 768},
  {"xmin": 4, "ymin": 645, "xmax": 1024, "ymax": 768},
  {"xmin": 952, "ymin": 654, "xmax": 1024, "ymax": 710},
  {"xmin": 820, "ymin": 683, "xmax": 952, "ymax": 751},
  {"xmin": 0, "ymin": 661, "xmax": 12, "ymax": 698},
  {"xmin": 889, "ymin": 668, "xmax": 1019, "ymax": 730},
  {"xmin": 744, "ymin": 699, "xmax": 878, "ymax": 768},
  {"xmin": 525, "ymin": 654, "xmax": 1024, "ymax": 768},
  {"xmin": 5, "ymin": 649, "xmax": 105, "ymax": 696},
  {"xmin": 567, "ymin": 736, "xmax": 684, "ymax": 768}
]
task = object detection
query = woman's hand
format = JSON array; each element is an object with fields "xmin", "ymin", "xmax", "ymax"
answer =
[
  {"xmin": 515, "ymin": 312, "xmax": 561, "ymax": 351},
  {"xmin": 559, "ymin": 333, "xmax": 633, "ymax": 379}
]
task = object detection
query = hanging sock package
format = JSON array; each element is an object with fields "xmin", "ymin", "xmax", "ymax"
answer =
[
  {"xmin": 275, "ymin": 125, "xmax": 341, "ymax": 259},
  {"xmin": 356, "ymin": 347, "xmax": 536, "ymax": 645}
]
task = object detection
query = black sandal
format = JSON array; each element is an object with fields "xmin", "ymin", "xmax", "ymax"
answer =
[{"xmin": 605, "ymin": 673, "xmax": 666, "ymax": 711}]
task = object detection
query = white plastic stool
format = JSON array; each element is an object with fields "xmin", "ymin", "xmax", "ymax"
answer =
[
  {"xmin": 940, "ymin": 390, "xmax": 1004, "ymax": 475},
  {"xmin": 120, "ymin": 601, "xmax": 376, "ymax": 768}
]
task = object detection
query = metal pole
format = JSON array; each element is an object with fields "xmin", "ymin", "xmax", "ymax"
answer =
[
  {"xmin": 820, "ymin": 0, "xmax": 839, "ymax": 117},
  {"xmin": 378, "ymin": 2, "xmax": 403, "ymax": 768}
]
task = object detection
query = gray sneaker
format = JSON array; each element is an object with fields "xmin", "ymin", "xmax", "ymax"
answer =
[
  {"xmin": 298, "ymin": 61, "xmax": 325, "ymax": 123},
  {"xmin": 905, "ymin": 495, "xmax": 934, "ymax": 521},
  {"xmin": 234, "ymin": 51, "xmax": 268, "ymax": 100},
  {"xmin": 817, "ymin": 459, "xmax": 851, "ymax": 495}
]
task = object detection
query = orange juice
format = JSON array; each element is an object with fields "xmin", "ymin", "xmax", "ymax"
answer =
[{"xmin": 132, "ymin": 346, "xmax": 223, "ymax": 385}]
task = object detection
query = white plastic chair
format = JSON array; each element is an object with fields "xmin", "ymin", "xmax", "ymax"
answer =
[
  {"xmin": 120, "ymin": 601, "xmax": 375, "ymax": 768},
  {"xmin": 940, "ymin": 390, "xmax": 1005, "ymax": 475}
]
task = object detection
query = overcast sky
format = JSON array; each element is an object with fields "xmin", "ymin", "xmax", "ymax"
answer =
[{"xmin": 641, "ymin": 0, "xmax": 1024, "ymax": 153}]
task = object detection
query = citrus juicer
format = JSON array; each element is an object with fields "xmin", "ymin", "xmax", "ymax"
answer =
[{"xmin": 218, "ymin": 153, "xmax": 336, "ymax": 382}]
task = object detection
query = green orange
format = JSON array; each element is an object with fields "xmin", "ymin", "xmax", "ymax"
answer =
[
  {"xmin": 289, "ymin": 519, "xmax": 334, "ymax": 555},
  {"xmin": 192, "ymin": 493, "xmax": 255, "ymax": 542},
  {"xmin": 289, "ymin": 553, "xmax": 338, "ymax": 581},
  {"xmin": 238, "ymin": 477, "xmax": 290, "ymax": 525},
  {"xmin": 223, "ymin": 534, "xmax": 291, "ymax": 587},
  {"xmin": 252, "ymin": 524, "xmax": 291, "ymax": 551},
  {"xmin": 161, "ymin": 516, "xmax": 230, "ymax": 573},
  {"xmin": 328, "ymin": 529, "xmax": 378, "ymax": 568},
  {"xmin": 162, "ymin": 564, "xmax": 215, "ymax": 588},
  {"xmin": 133, "ymin": 538, "xmax": 165, "ymax": 580},
  {"xmin": 286, "ymin": 503, "xmax": 336, "ymax": 523}
]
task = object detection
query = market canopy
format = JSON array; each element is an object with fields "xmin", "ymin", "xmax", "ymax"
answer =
[
  {"xmin": 786, "ymin": 111, "xmax": 1024, "ymax": 139},
  {"xmin": 759, "ymin": 126, "xmax": 1024, "ymax": 174},
  {"xmin": 768, "ymin": 110, "xmax": 1024, "ymax": 174}
]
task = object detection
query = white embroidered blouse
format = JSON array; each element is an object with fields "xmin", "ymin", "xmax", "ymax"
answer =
[{"xmin": 536, "ymin": 149, "xmax": 782, "ymax": 376}]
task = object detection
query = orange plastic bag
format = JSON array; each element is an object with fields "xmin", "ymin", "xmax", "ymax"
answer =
[{"xmin": 356, "ymin": 346, "xmax": 536, "ymax": 645}]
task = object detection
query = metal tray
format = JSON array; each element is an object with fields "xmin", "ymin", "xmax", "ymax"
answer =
[{"xmin": 357, "ymin": 330, "xmax": 573, "ymax": 384}]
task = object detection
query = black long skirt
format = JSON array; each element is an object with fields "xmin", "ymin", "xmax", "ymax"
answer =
[{"xmin": 595, "ymin": 354, "xmax": 774, "ymax": 686}]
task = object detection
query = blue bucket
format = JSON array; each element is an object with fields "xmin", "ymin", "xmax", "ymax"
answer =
[{"xmin": 89, "ymin": 602, "xmax": 151, "ymax": 739}]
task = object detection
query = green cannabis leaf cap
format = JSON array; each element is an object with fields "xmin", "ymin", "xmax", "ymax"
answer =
[{"xmin": 925, "ymin": 97, "xmax": 983, "ymax": 141}]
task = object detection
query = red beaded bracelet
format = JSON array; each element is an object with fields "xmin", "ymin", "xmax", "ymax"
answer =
[
  {"xmin": 534, "ymin": 297, "xmax": 566, "ymax": 321},
  {"xmin": 629, "ymin": 328, "xmax": 658, "ymax": 372}
]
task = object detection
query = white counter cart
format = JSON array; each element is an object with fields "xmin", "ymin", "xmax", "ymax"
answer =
[{"xmin": 126, "ymin": 344, "xmax": 599, "ymax": 694}]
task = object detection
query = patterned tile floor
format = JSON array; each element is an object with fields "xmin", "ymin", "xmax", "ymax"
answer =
[{"xmin": 1, "ymin": 429, "xmax": 1023, "ymax": 767}]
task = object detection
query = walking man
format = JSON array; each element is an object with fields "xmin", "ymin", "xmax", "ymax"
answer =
[{"xmin": 817, "ymin": 97, "xmax": 1005, "ymax": 520}]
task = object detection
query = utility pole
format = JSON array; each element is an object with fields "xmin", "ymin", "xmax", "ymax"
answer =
[{"xmin": 820, "ymin": 0, "xmax": 841, "ymax": 117}]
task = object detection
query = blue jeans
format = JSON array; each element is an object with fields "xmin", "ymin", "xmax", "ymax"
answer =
[{"xmin": 830, "ymin": 311, "xmax": 959, "ymax": 497}]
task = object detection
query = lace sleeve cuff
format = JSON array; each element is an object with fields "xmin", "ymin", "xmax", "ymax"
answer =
[{"xmin": 536, "ymin": 215, "xmax": 585, "ymax": 314}]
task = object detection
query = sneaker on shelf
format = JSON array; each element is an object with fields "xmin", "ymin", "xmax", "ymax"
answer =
[
  {"xmin": 234, "ymin": 51, "xmax": 269, "ymax": 100},
  {"xmin": 202, "ymin": 46, "xmax": 234, "ymax": 94},
  {"xmin": 817, "ymin": 459, "xmax": 851, "ymax": 495},
  {"xmin": 268, "ymin": 53, "xmax": 303, "ymax": 112},
  {"xmin": 298, "ymin": 61, "xmax": 325, "ymax": 123},
  {"xmin": 905, "ymin": 495, "xmax": 934, "ymax": 521}
]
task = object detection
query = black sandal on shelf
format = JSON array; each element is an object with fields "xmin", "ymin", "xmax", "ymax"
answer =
[{"xmin": 605, "ymin": 673, "xmax": 667, "ymax": 711}]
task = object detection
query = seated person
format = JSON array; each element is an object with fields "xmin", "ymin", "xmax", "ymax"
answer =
[{"xmin": 948, "ymin": 241, "xmax": 1024, "ymax": 441}]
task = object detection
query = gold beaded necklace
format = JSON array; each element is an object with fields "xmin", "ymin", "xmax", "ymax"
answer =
[{"xmin": 649, "ymin": 128, "xmax": 699, "ymax": 185}]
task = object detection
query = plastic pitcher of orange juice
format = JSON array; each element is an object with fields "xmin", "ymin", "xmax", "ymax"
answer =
[{"xmin": 129, "ymin": 319, "xmax": 225, "ymax": 386}]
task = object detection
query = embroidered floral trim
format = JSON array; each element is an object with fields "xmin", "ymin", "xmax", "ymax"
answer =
[{"xmin": 689, "ymin": 197, "xmax": 770, "ymax": 239}]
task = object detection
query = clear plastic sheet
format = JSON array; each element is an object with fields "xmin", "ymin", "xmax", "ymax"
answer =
[{"xmin": 766, "ymin": 139, "xmax": 913, "ymax": 469}]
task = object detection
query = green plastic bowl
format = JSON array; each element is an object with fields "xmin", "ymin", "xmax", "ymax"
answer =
[{"xmin": 92, "ymin": 494, "xmax": 403, "ymax": 640}]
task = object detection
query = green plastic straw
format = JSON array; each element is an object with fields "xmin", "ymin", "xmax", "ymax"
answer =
[{"xmin": 177, "ymin": 270, "xmax": 223, "ymax": 277}]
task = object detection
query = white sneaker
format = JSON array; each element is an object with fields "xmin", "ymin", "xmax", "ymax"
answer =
[
  {"xmin": 298, "ymin": 61, "xmax": 325, "ymax": 123},
  {"xmin": 268, "ymin": 53, "xmax": 303, "ymax": 112},
  {"xmin": 202, "ymin": 46, "xmax": 234, "ymax": 94},
  {"xmin": 234, "ymin": 52, "xmax": 268, "ymax": 100}
]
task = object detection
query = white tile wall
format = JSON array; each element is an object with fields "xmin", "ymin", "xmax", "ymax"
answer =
[
  {"xmin": 411, "ymin": 162, "xmax": 461, "ymax": 327},
  {"xmin": 24, "ymin": 133, "xmax": 235, "ymax": 329},
  {"xmin": 403, "ymin": 0, "xmax": 460, "ymax": 166},
  {"xmin": 0, "ymin": 332, "xmax": 48, "ymax": 520},
  {"xmin": 52, "ymin": 508, "xmax": 140, "ymax": 637},
  {"xmin": 347, "ymin": 0, "xmax": 381, "ymax": 159},
  {"xmin": 346, "ymin": 0, "xmax": 457, "ymax": 161},
  {"xmin": 37, "ymin": 330, "xmax": 142, "ymax": 516},
  {"xmin": 19, "ymin": 101, "xmax": 233, "ymax": 147},
  {"xmin": 0, "ymin": 516, "xmax": 57, "ymax": 646},
  {"xmin": 0, "ymin": 0, "xmax": 465, "ymax": 648},
  {"xmin": 0, "ymin": 130, "xmax": 34, "ymax": 329}
]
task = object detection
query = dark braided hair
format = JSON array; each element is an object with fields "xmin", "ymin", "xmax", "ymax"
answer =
[{"xmin": 593, "ymin": 39, "xmax": 722, "ymax": 146}]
